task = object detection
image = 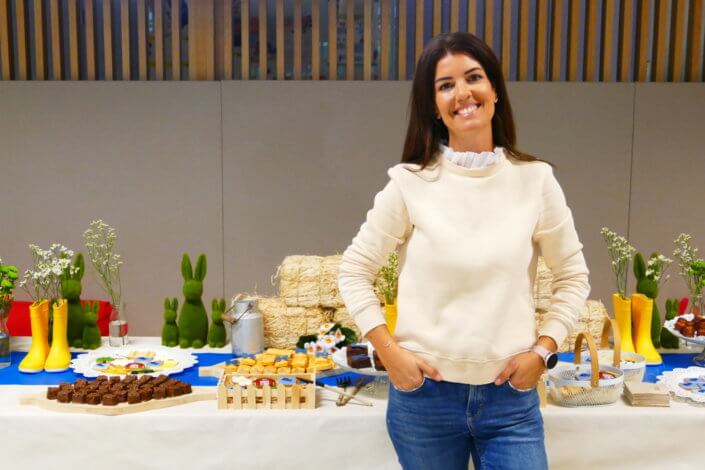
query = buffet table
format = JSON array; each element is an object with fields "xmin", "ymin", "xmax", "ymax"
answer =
[{"xmin": 2, "ymin": 338, "xmax": 705, "ymax": 470}]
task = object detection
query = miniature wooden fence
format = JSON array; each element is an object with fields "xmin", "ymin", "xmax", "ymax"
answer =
[{"xmin": 217, "ymin": 372, "xmax": 317, "ymax": 410}]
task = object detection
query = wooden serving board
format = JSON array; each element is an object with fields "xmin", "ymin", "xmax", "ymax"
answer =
[
  {"xmin": 199, "ymin": 362, "xmax": 228, "ymax": 379},
  {"xmin": 20, "ymin": 386, "xmax": 216, "ymax": 416}
]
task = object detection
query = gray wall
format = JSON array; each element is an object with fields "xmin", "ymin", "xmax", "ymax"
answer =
[{"xmin": 1, "ymin": 81, "xmax": 703, "ymax": 335}]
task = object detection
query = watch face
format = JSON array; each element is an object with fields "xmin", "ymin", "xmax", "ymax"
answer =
[{"xmin": 546, "ymin": 353, "xmax": 558, "ymax": 369}]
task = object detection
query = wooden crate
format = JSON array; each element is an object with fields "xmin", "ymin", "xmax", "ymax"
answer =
[{"xmin": 217, "ymin": 371, "xmax": 317, "ymax": 410}]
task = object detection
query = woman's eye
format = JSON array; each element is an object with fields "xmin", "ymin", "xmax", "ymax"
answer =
[
  {"xmin": 468, "ymin": 74, "xmax": 483, "ymax": 81},
  {"xmin": 439, "ymin": 82, "xmax": 452, "ymax": 91}
]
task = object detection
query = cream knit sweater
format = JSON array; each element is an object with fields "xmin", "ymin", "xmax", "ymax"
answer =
[{"xmin": 338, "ymin": 149, "xmax": 590, "ymax": 384}]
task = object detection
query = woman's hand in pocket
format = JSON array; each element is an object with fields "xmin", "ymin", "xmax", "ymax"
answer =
[
  {"xmin": 494, "ymin": 351, "xmax": 545, "ymax": 390},
  {"xmin": 384, "ymin": 345, "xmax": 442, "ymax": 391}
]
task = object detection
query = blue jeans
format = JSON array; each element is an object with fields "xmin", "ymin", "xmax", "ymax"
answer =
[{"xmin": 386, "ymin": 378, "xmax": 547, "ymax": 470}]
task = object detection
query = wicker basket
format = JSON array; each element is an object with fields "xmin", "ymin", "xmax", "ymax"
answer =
[
  {"xmin": 580, "ymin": 319, "xmax": 646, "ymax": 382},
  {"xmin": 548, "ymin": 332, "xmax": 624, "ymax": 407}
]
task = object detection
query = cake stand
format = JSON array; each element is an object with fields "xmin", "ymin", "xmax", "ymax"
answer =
[{"xmin": 664, "ymin": 314, "xmax": 705, "ymax": 366}]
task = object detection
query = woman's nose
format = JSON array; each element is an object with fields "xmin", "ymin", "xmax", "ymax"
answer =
[{"xmin": 456, "ymin": 81, "xmax": 472, "ymax": 100}]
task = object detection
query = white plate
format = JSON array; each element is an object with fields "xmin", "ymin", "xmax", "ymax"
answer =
[
  {"xmin": 656, "ymin": 366, "xmax": 705, "ymax": 404},
  {"xmin": 332, "ymin": 344, "xmax": 388, "ymax": 377},
  {"xmin": 663, "ymin": 314, "xmax": 705, "ymax": 345},
  {"xmin": 70, "ymin": 346, "xmax": 198, "ymax": 378}
]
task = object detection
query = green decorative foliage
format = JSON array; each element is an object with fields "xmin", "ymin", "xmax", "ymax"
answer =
[
  {"xmin": 81, "ymin": 301, "xmax": 101, "ymax": 349},
  {"xmin": 296, "ymin": 335, "xmax": 318, "ymax": 350},
  {"xmin": 207, "ymin": 298, "xmax": 227, "ymax": 348},
  {"xmin": 177, "ymin": 254, "xmax": 209, "ymax": 348},
  {"xmin": 161, "ymin": 298, "xmax": 179, "ymax": 347},
  {"xmin": 61, "ymin": 253, "xmax": 85, "ymax": 348},
  {"xmin": 660, "ymin": 298, "xmax": 680, "ymax": 349},
  {"xmin": 634, "ymin": 251, "xmax": 672, "ymax": 349}
]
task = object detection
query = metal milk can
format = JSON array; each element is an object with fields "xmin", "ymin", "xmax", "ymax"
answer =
[{"xmin": 223, "ymin": 298, "xmax": 264, "ymax": 356}]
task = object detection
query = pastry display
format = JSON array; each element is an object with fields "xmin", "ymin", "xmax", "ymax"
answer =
[
  {"xmin": 44, "ymin": 374, "xmax": 192, "ymax": 406},
  {"xmin": 70, "ymin": 347, "xmax": 198, "ymax": 378},
  {"xmin": 225, "ymin": 347, "xmax": 335, "ymax": 375}
]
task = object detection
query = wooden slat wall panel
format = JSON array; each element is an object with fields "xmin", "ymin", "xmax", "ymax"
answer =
[
  {"xmin": 214, "ymin": 0, "xmax": 225, "ymax": 79},
  {"xmin": 312, "ymin": 0, "xmax": 320, "ymax": 80},
  {"xmin": 568, "ymin": 0, "xmax": 580, "ymax": 80},
  {"xmin": 277, "ymin": 0, "xmax": 284, "ymax": 80},
  {"xmin": 154, "ymin": 0, "xmax": 164, "ymax": 80},
  {"xmin": 121, "ymin": 0, "xmax": 130, "ymax": 80},
  {"xmin": 416, "ymin": 0, "xmax": 423, "ymax": 63},
  {"xmin": 241, "ymin": 0, "xmax": 249, "ymax": 80},
  {"xmin": 294, "ymin": 0, "xmax": 302, "ymax": 79},
  {"xmin": 670, "ymin": 0, "xmax": 687, "ymax": 82},
  {"xmin": 16, "ymin": 0, "xmax": 27, "ymax": 79},
  {"xmin": 398, "ymin": 0, "xmax": 406, "ymax": 79},
  {"xmin": 519, "ymin": 0, "xmax": 529, "ymax": 80},
  {"xmin": 636, "ymin": 0, "xmax": 650, "ymax": 81},
  {"xmin": 433, "ymin": 0, "xmax": 441, "ymax": 37},
  {"xmin": 536, "ymin": 0, "xmax": 548, "ymax": 81},
  {"xmin": 501, "ymin": 0, "xmax": 511, "ymax": 78},
  {"xmin": 85, "ymin": 0, "xmax": 95, "ymax": 80},
  {"xmin": 619, "ymin": 0, "xmax": 633, "ymax": 81},
  {"xmin": 2, "ymin": 0, "xmax": 704, "ymax": 83},
  {"xmin": 68, "ymin": 0, "xmax": 78, "ymax": 79},
  {"xmin": 0, "ymin": 0, "xmax": 10, "ymax": 80},
  {"xmin": 138, "ymin": 0, "xmax": 147, "ymax": 80},
  {"xmin": 171, "ymin": 0, "xmax": 180, "ymax": 80},
  {"xmin": 345, "ymin": 0, "xmax": 353, "ymax": 79},
  {"xmin": 467, "ymin": 0, "xmax": 476, "ymax": 34},
  {"xmin": 363, "ymin": 0, "xmax": 371, "ymax": 80},
  {"xmin": 50, "ymin": 0, "xmax": 61, "ymax": 79},
  {"xmin": 602, "ymin": 0, "xmax": 615, "ymax": 81},
  {"xmin": 380, "ymin": 0, "xmax": 389, "ymax": 80},
  {"xmin": 33, "ymin": 0, "xmax": 44, "ymax": 79},
  {"xmin": 188, "ymin": 0, "xmax": 214, "ymax": 80},
  {"xmin": 551, "ymin": 0, "xmax": 563, "ymax": 80},
  {"xmin": 687, "ymin": 0, "xmax": 703, "ymax": 81},
  {"xmin": 329, "ymin": 0, "xmax": 337, "ymax": 80},
  {"xmin": 484, "ymin": 0, "xmax": 494, "ymax": 49},
  {"xmin": 258, "ymin": 0, "xmax": 266, "ymax": 79},
  {"xmin": 585, "ymin": 0, "xmax": 598, "ymax": 81},
  {"xmin": 450, "ymin": 0, "xmax": 459, "ymax": 32},
  {"xmin": 653, "ymin": 0, "xmax": 670, "ymax": 81},
  {"xmin": 223, "ymin": 0, "xmax": 232, "ymax": 80}
]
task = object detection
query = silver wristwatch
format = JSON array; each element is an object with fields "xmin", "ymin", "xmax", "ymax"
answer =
[{"xmin": 531, "ymin": 345, "xmax": 558, "ymax": 369}]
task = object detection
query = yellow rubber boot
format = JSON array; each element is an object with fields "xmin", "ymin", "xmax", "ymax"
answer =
[
  {"xmin": 612, "ymin": 293, "xmax": 636, "ymax": 354},
  {"xmin": 631, "ymin": 293, "xmax": 662, "ymax": 365},
  {"xmin": 384, "ymin": 303, "xmax": 398, "ymax": 336},
  {"xmin": 45, "ymin": 299, "xmax": 72, "ymax": 372},
  {"xmin": 18, "ymin": 300, "xmax": 50, "ymax": 373}
]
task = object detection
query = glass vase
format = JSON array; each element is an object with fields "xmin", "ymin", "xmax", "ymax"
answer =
[
  {"xmin": 108, "ymin": 302, "xmax": 129, "ymax": 347},
  {"xmin": 0, "ymin": 298, "xmax": 13, "ymax": 368}
]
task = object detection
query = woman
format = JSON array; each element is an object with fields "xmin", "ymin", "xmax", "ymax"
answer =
[{"xmin": 338, "ymin": 32, "xmax": 589, "ymax": 470}]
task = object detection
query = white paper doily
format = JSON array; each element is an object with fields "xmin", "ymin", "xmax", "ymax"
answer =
[
  {"xmin": 332, "ymin": 344, "xmax": 388, "ymax": 377},
  {"xmin": 664, "ymin": 314, "xmax": 705, "ymax": 345},
  {"xmin": 70, "ymin": 346, "xmax": 198, "ymax": 377},
  {"xmin": 656, "ymin": 366, "xmax": 705, "ymax": 404}
]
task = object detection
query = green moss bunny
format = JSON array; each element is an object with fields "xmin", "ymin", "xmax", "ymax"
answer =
[
  {"xmin": 61, "ymin": 253, "xmax": 85, "ymax": 348},
  {"xmin": 177, "ymin": 254, "xmax": 209, "ymax": 348},
  {"xmin": 208, "ymin": 298, "xmax": 227, "ymax": 348},
  {"xmin": 81, "ymin": 301, "xmax": 101, "ymax": 349},
  {"xmin": 161, "ymin": 297, "xmax": 180, "ymax": 347}
]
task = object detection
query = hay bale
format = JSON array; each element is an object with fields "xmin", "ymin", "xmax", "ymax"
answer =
[
  {"xmin": 535, "ymin": 300, "xmax": 608, "ymax": 352},
  {"xmin": 276, "ymin": 254, "xmax": 384, "ymax": 308},
  {"xmin": 252, "ymin": 296, "xmax": 334, "ymax": 350},
  {"xmin": 332, "ymin": 306, "xmax": 362, "ymax": 341}
]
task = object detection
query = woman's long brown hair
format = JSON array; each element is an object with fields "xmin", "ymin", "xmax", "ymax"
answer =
[{"xmin": 401, "ymin": 32, "xmax": 547, "ymax": 168}]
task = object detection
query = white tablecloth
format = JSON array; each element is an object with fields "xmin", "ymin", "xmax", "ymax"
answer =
[{"xmin": 2, "ymin": 338, "xmax": 705, "ymax": 469}]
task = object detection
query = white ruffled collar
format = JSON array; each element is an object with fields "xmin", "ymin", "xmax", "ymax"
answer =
[{"xmin": 441, "ymin": 144, "xmax": 503, "ymax": 169}]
